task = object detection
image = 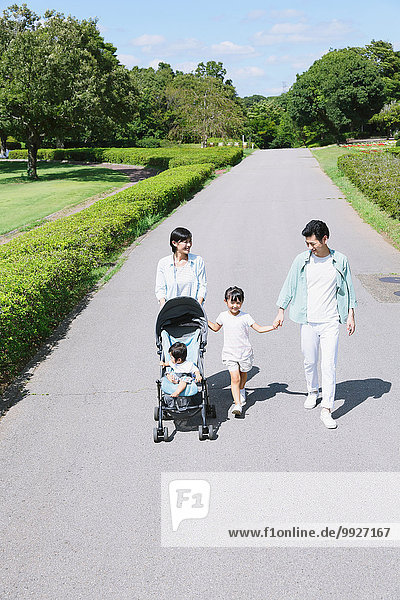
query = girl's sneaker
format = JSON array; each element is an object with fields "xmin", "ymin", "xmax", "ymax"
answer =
[{"xmin": 231, "ymin": 403, "xmax": 242, "ymax": 415}]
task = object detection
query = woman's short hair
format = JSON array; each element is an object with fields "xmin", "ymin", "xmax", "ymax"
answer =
[
  {"xmin": 301, "ymin": 220, "xmax": 329, "ymax": 241},
  {"xmin": 170, "ymin": 227, "xmax": 192, "ymax": 252},
  {"xmin": 224, "ymin": 286, "xmax": 244, "ymax": 303}
]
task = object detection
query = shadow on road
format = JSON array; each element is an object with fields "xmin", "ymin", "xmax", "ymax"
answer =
[
  {"xmin": 332, "ymin": 378, "xmax": 392, "ymax": 419},
  {"xmin": 169, "ymin": 367, "xmax": 305, "ymax": 438}
]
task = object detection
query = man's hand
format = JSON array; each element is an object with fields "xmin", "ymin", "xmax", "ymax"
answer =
[
  {"xmin": 273, "ymin": 308, "xmax": 285, "ymax": 329},
  {"xmin": 346, "ymin": 310, "xmax": 356, "ymax": 336}
]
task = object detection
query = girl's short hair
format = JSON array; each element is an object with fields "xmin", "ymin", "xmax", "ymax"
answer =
[
  {"xmin": 224, "ymin": 286, "xmax": 244, "ymax": 302},
  {"xmin": 170, "ymin": 227, "xmax": 192, "ymax": 252}
]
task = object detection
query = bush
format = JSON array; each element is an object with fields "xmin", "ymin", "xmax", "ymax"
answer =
[
  {"xmin": 0, "ymin": 163, "xmax": 214, "ymax": 386},
  {"xmin": 9, "ymin": 146, "xmax": 243, "ymax": 170},
  {"xmin": 136, "ymin": 137, "xmax": 160, "ymax": 148},
  {"xmin": 338, "ymin": 153, "xmax": 400, "ymax": 218}
]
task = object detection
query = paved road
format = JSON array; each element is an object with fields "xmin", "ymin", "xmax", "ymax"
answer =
[{"xmin": 1, "ymin": 149, "xmax": 399, "ymax": 599}]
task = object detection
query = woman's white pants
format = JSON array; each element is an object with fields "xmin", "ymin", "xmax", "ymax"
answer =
[{"xmin": 300, "ymin": 321, "xmax": 340, "ymax": 410}]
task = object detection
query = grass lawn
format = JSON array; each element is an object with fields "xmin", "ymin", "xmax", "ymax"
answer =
[
  {"xmin": 311, "ymin": 145, "xmax": 400, "ymax": 252},
  {"xmin": 0, "ymin": 161, "xmax": 129, "ymax": 235}
]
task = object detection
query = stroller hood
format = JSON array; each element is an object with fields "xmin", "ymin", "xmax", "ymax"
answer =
[{"xmin": 155, "ymin": 296, "xmax": 208, "ymax": 345}]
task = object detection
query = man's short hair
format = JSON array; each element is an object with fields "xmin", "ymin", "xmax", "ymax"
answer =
[
  {"xmin": 224, "ymin": 286, "xmax": 244, "ymax": 303},
  {"xmin": 301, "ymin": 220, "xmax": 329, "ymax": 241},
  {"xmin": 169, "ymin": 342, "xmax": 187, "ymax": 361}
]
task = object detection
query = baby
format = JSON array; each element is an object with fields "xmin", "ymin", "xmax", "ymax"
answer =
[{"xmin": 160, "ymin": 341, "xmax": 202, "ymax": 398}]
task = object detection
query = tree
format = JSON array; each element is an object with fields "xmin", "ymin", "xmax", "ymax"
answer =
[
  {"xmin": 0, "ymin": 4, "xmax": 136, "ymax": 178},
  {"xmin": 370, "ymin": 101, "xmax": 400, "ymax": 137},
  {"xmin": 359, "ymin": 40, "xmax": 400, "ymax": 102},
  {"xmin": 287, "ymin": 48, "xmax": 385, "ymax": 141},
  {"xmin": 166, "ymin": 72, "xmax": 245, "ymax": 147},
  {"xmin": 244, "ymin": 98, "xmax": 284, "ymax": 148},
  {"xmin": 129, "ymin": 62, "xmax": 176, "ymax": 141}
]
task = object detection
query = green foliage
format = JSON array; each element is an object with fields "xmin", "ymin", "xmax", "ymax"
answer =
[
  {"xmin": 337, "ymin": 153, "xmax": 400, "ymax": 218},
  {"xmin": 166, "ymin": 73, "xmax": 245, "ymax": 147},
  {"xmin": 288, "ymin": 48, "xmax": 385, "ymax": 141},
  {"xmin": 9, "ymin": 146, "xmax": 243, "ymax": 169},
  {"xmin": 369, "ymin": 101, "xmax": 400, "ymax": 137},
  {"xmin": 358, "ymin": 40, "xmax": 400, "ymax": 103},
  {"xmin": 0, "ymin": 163, "xmax": 214, "ymax": 385},
  {"xmin": 0, "ymin": 5, "xmax": 136, "ymax": 178}
]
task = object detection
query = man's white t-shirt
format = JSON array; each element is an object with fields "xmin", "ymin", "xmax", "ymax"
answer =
[
  {"xmin": 216, "ymin": 310, "xmax": 255, "ymax": 361},
  {"xmin": 306, "ymin": 254, "xmax": 339, "ymax": 322}
]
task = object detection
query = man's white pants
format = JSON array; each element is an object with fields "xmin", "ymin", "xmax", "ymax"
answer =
[{"xmin": 300, "ymin": 320, "xmax": 340, "ymax": 410}]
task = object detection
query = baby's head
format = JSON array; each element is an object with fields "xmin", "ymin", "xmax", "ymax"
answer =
[
  {"xmin": 224, "ymin": 286, "xmax": 244, "ymax": 314},
  {"xmin": 169, "ymin": 342, "xmax": 187, "ymax": 364}
]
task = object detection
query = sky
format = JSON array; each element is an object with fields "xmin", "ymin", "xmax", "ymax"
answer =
[{"xmin": 2, "ymin": 0, "xmax": 400, "ymax": 97}]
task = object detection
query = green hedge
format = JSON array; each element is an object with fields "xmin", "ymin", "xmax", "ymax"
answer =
[
  {"xmin": 0, "ymin": 163, "xmax": 214, "ymax": 386},
  {"xmin": 9, "ymin": 146, "xmax": 243, "ymax": 169},
  {"xmin": 386, "ymin": 146, "xmax": 400, "ymax": 155},
  {"xmin": 338, "ymin": 153, "xmax": 400, "ymax": 218}
]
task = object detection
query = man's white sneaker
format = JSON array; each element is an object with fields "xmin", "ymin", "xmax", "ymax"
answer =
[
  {"xmin": 232, "ymin": 403, "xmax": 242, "ymax": 415},
  {"xmin": 304, "ymin": 391, "xmax": 318, "ymax": 409},
  {"xmin": 240, "ymin": 389, "xmax": 246, "ymax": 407},
  {"xmin": 320, "ymin": 409, "xmax": 337, "ymax": 429}
]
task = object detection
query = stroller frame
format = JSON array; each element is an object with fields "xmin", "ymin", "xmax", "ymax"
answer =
[{"xmin": 154, "ymin": 297, "xmax": 216, "ymax": 442}]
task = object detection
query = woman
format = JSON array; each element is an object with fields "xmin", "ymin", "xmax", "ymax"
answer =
[{"xmin": 155, "ymin": 227, "xmax": 207, "ymax": 307}]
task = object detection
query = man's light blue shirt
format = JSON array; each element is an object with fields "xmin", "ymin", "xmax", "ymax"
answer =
[{"xmin": 276, "ymin": 249, "xmax": 357, "ymax": 324}]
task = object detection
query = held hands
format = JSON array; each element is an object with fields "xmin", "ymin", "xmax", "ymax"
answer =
[{"xmin": 273, "ymin": 309, "xmax": 284, "ymax": 329}]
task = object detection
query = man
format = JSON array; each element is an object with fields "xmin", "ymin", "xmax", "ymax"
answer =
[{"xmin": 273, "ymin": 220, "xmax": 356, "ymax": 429}]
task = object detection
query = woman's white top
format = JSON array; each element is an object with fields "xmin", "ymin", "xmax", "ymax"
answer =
[{"xmin": 155, "ymin": 253, "xmax": 207, "ymax": 301}]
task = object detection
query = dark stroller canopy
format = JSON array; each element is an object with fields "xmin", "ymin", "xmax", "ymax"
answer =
[{"xmin": 155, "ymin": 296, "xmax": 208, "ymax": 342}]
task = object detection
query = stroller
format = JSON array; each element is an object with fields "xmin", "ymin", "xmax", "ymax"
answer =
[{"xmin": 154, "ymin": 296, "xmax": 216, "ymax": 442}]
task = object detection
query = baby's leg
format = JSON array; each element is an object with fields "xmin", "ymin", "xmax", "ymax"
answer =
[
  {"xmin": 171, "ymin": 380, "xmax": 187, "ymax": 398},
  {"xmin": 230, "ymin": 369, "xmax": 241, "ymax": 405}
]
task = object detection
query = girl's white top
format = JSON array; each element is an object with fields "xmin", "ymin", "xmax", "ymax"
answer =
[
  {"xmin": 155, "ymin": 253, "xmax": 207, "ymax": 301},
  {"xmin": 215, "ymin": 310, "xmax": 255, "ymax": 361}
]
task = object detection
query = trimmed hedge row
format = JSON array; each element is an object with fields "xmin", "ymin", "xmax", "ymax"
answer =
[
  {"xmin": 9, "ymin": 146, "xmax": 243, "ymax": 169},
  {"xmin": 0, "ymin": 163, "xmax": 214, "ymax": 385},
  {"xmin": 338, "ymin": 153, "xmax": 400, "ymax": 218},
  {"xmin": 386, "ymin": 146, "xmax": 400, "ymax": 156}
]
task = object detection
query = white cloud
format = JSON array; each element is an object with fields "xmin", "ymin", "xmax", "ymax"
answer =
[
  {"xmin": 253, "ymin": 18, "xmax": 354, "ymax": 46},
  {"xmin": 210, "ymin": 40, "xmax": 255, "ymax": 55},
  {"xmin": 118, "ymin": 54, "xmax": 139, "ymax": 68},
  {"xmin": 243, "ymin": 10, "xmax": 267, "ymax": 21},
  {"xmin": 232, "ymin": 66, "xmax": 265, "ymax": 78},
  {"xmin": 131, "ymin": 34, "xmax": 165, "ymax": 47}
]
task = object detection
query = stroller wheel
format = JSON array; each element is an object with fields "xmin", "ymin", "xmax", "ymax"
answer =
[
  {"xmin": 153, "ymin": 427, "xmax": 162, "ymax": 443},
  {"xmin": 154, "ymin": 406, "xmax": 160, "ymax": 421},
  {"xmin": 208, "ymin": 424, "xmax": 214, "ymax": 440},
  {"xmin": 198, "ymin": 425, "xmax": 205, "ymax": 441},
  {"xmin": 163, "ymin": 426, "xmax": 169, "ymax": 441}
]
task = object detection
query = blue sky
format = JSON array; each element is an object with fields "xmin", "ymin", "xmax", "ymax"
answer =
[{"xmin": 3, "ymin": 0, "xmax": 400, "ymax": 97}]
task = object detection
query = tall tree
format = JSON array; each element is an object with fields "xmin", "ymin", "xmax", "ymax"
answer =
[
  {"xmin": 359, "ymin": 40, "xmax": 400, "ymax": 102},
  {"xmin": 287, "ymin": 48, "xmax": 385, "ymax": 140},
  {"xmin": 167, "ymin": 72, "xmax": 244, "ymax": 147},
  {"xmin": 0, "ymin": 4, "xmax": 136, "ymax": 178}
]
